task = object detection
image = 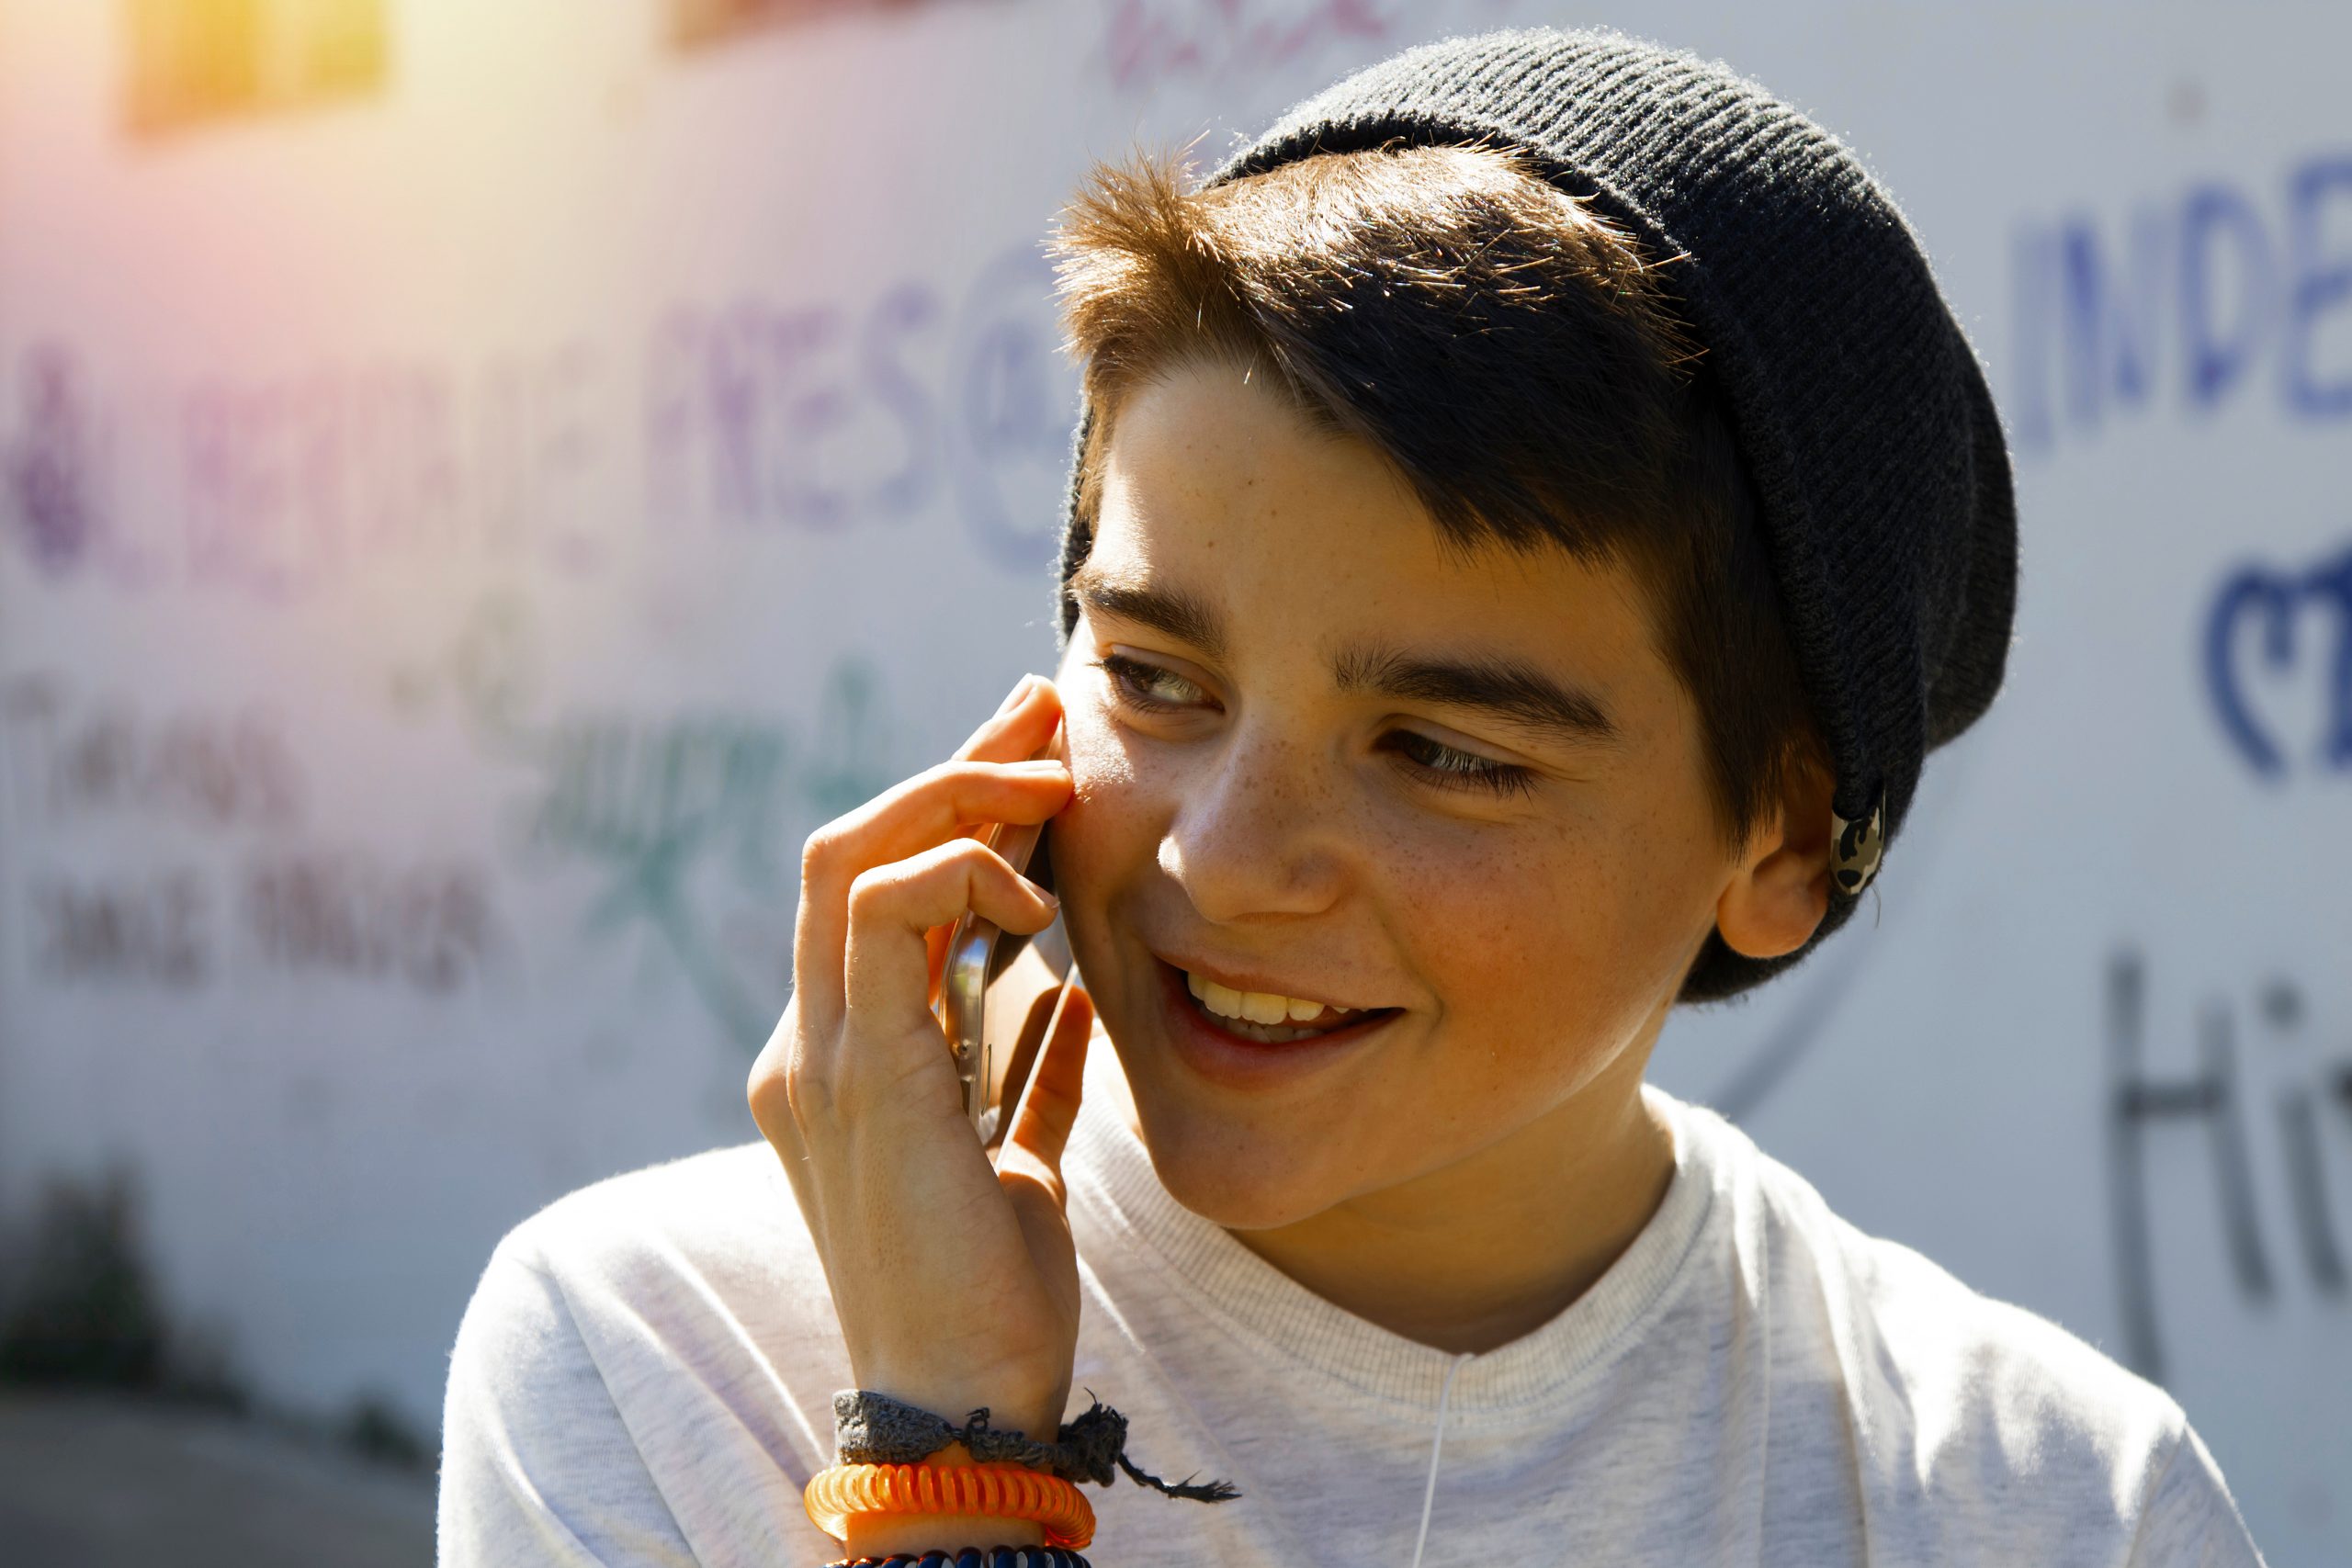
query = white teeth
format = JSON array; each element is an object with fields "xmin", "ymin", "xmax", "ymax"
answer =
[
  {"xmin": 1189, "ymin": 974, "xmax": 1245, "ymax": 1019},
  {"xmin": 1183, "ymin": 969, "xmax": 1357, "ymax": 1027},
  {"xmin": 1240, "ymin": 991, "xmax": 1289, "ymax": 1025}
]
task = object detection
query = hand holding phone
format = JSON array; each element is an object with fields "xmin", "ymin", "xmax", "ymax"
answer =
[
  {"xmin": 746, "ymin": 673, "xmax": 1093, "ymax": 1554},
  {"xmin": 941, "ymin": 723, "xmax": 1075, "ymax": 1152}
]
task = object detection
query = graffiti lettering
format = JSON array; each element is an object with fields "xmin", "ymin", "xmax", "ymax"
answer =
[
  {"xmin": 648, "ymin": 254, "xmax": 1068, "ymax": 568},
  {"xmin": 8, "ymin": 254, "xmax": 1078, "ymax": 593},
  {"xmin": 17, "ymin": 850, "xmax": 507, "ymax": 997},
  {"xmin": 2012, "ymin": 151, "xmax": 2352, "ymax": 447},
  {"xmin": 180, "ymin": 344, "xmax": 603, "ymax": 601},
  {"xmin": 0, "ymin": 342, "xmax": 603, "ymax": 597},
  {"xmin": 4, "ymin": 345, "xmax": 106, "ymax": 574},
  {"xmin": 2203, "ymin": 537, "xmax": 2352, "ymax": 776},
  {"xmin": 646, "ymin": 295, "xmax": 922, "ymax": 532},
  {"xmin": 241, "ymin": 850, "xmax": 506, "ymax": 994},
  {"xmin": 30, "ymin": 870, "xmax": 209, "ymax": 987},
  {"xmin": 454, "ymin": 628, "xmax": 899, "ymax": 1047},
  {"xmin": 0, "ymin": 676, "xmax": 302, "ymax": 831},
  {"xmin": 945, "ymin": 251, "xmax": 1080, "ymax": 572},
  {"xmin": 1100, "ymin": 0, "xmax": 1400, "ymax": 94},
  {"xmin": 2106, "ymin": 952, "xmax": 2352, "ymax": 1386}
]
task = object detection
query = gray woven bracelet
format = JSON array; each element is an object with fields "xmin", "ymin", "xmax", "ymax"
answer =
[{"xmin": 833, "ymin": 1389, "xmax": 1241, "ymax": 1505}]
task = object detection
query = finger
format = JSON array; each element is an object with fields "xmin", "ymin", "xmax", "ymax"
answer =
[
  {"xmin": 940, "ymin": 682, "xmax": 1067, "ymax": 859},
  {"xmin": 923, "ymin": 919, "xmax": 955, "ymax": 1013},
  {"xmin": 982, "ymin": 981, "xmax": 1068, "ymax": 1157},
  {"xmin": 998, "ymin": 981, "xmax": 1094, "ymax": 1199},
  {"xmin": 795, "ymin": 759, "xmax": 1071, "ymax": 1035},
  {"xmin": 745, "ymin": 996, "xmax": 809, "ymax": 1164},
  {"xmin": 833, "ymin": 838, "xmax": 1060, "ymax": 1084},
  {"xmin": 954, "ymin": 673, "xmax": 1066, "ymax": 767}
]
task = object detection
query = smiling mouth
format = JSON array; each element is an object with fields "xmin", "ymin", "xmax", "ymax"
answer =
[{"xmin": 1168, "ymin": 961, "xmax": 1401, "ymax": 1044}]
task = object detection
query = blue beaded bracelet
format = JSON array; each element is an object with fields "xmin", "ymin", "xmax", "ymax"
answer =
[{"xmin": 823, "ymin": 1550, "xmax": 1091, "ymax": 1568}]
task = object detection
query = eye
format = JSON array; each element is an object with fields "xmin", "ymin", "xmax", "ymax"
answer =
[
  {"xmin": 1093, "ymin": 653, "xmax": 1215, "ymax": 715},
  {"xmin": 1094, "ymin": 656, "xmax": 1535, "ymax": 801},
  {"xmin": 1382, "ymin": 729, "xmax": 1539, "ymax": 800}
]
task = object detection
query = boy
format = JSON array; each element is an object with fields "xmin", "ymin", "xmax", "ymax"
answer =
[{"xmin": 438, "ymin": 28, "xmax": 2267, "ymax": 1567}]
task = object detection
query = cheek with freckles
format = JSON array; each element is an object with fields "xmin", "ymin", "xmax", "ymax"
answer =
[{"xmin": 1380, "ymin": 815, "xmax": 1661, "ymax": 1106}]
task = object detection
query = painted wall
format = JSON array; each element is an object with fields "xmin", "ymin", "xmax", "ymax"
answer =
[{"xmin": 0, "ymin": 1, "xmax": 2344, "ymax": 1559}]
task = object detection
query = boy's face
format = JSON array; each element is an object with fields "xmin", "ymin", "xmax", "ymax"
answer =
[{"xmin": 1048, "ymin": 357, "xmax": 1748, "ymax": 1230}]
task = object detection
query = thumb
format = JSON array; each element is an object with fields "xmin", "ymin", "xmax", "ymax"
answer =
[{"xmin": 997, "ymin": 979, "xmax": 1094, "ymax": 1202}]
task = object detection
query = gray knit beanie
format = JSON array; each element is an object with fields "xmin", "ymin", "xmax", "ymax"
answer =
[{"xmin": 1051, "ymin": 27, "xmax": 2018, "ymax": 1005}]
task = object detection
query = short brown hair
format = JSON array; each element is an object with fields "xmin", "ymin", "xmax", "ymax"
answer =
[{"xmin": 1048, "ymin": 141, "xmax": 1831, "ymax": 942}]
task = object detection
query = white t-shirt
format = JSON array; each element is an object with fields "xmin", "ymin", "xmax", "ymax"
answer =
[{"xmin": 435, "ymin": 1042, "xmax": 2268, "ymax": 1567}]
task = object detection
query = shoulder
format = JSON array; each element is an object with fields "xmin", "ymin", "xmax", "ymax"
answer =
[
  {"xmin": 485, "ymin": 1136, "xmax": 836, "ymax": 1347},
  {"xmin": 449, "ymin": 1138, "xmax": 842, "ymax": 1401},
  {"xmin": 491, "ymin": 1139, "xmax": 807, "ymax": 1294},
  {"xmin": 1689, "ymin": 1099, "xmax": 2181, "ymax": 1450},
  {"xmin": 2128, "ymin": 1419, "xmax": 2269, "ymax": 1566},
  {"xmin": 1832, "ymin": 1251, "xmax": 2266, "ymax": 1567},
  {"xmin": 1677, "ymin": 1098, "xmax": 2261, "ymax": 1562},
  {"xmin": 1840, "ymin": 1218, "xmax": 2180, "ymax": 1461},
  {"xmin": 440, "ymin": 1145, "xmax": 853, "ymax": 1562}
]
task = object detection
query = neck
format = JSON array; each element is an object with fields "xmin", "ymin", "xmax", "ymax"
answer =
[{"xmin": 1114, "ymin": 1040, "xmax": 1677, "ymax": 1356}]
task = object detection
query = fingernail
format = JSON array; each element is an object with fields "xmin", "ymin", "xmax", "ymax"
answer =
[
  {"xmin": 994, "ymin": 674, "xmax": 1038, "ymax": 717},
  {"xmin": 1034, "ymin": 884, "xmax": 1059, "ymax": 910}
]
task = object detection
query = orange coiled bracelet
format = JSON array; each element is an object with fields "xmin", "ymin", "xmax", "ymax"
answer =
[{"xmin": 803, "ymin": 1459, "xmax": 1097, "ymax": 1551}]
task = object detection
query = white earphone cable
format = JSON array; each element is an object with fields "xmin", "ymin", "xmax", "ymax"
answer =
[{"xmin": 1408, "ymin": 1351, "xmax": 1476, "ymax": 1568}]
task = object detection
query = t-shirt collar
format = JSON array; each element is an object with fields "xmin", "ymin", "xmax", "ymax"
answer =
[{"xmin": 1063, "ymin": 1047, "xmax": 1722, "ymax": 1416}]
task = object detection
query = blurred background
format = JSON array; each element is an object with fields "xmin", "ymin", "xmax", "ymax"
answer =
[{"xmin": 0, "ymin": 0, "xmax": 2344, "ymax": 1562}]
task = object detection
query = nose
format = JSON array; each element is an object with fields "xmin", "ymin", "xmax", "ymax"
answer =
[{"xmin": 1159, "ymin": 718, "xmax": 1348, "ymax": 923}]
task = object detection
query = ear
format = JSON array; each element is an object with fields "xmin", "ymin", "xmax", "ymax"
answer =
[{"xmin": 1713, "ymin": 754, "xmax": 1837, "ymax": 961}]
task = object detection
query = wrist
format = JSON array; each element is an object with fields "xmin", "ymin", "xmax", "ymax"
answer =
[{"xmin": 854, "ymin": 1380, "xmax": 1063, "ymax": 1446}]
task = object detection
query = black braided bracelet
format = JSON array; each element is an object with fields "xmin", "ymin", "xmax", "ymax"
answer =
[
  {"xmin": 822, "ymin": 1550, "xmax": 1092, "ymax": 1568},
  {"xmin": 833, "ymin": 1389, "xmax": 1240, "ymax": 1504}
]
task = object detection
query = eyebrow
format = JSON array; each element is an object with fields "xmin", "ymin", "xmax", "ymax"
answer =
[
  {"xmin": 1334, "ymin": 643, "xmax": 1625, "ymax": 750},
  {"xmin": 1070, "ymin": 562, "xmax": 1624, "ymax": 750},
  {"xmin": 1068, "ymin": 563, "xmax": 1229, "ymax": 661}
]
